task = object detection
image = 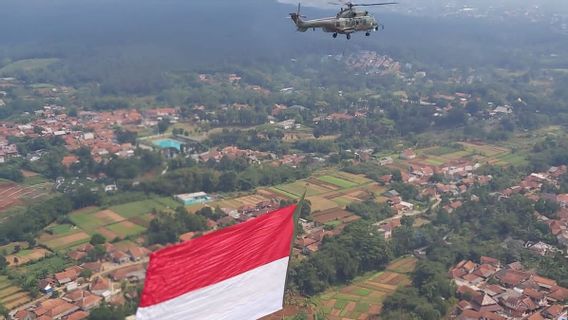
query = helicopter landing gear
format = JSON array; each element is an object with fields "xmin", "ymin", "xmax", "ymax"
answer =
[
  {"xmin": 365, "ymin": 32, "xmax": 370, "ymax": 36},
  {"xmin": 332, "ymin": 33, "xmax": 337, "ymax": 38},
  {"xmin": 346, "ymin": 33, "xmax": 351, "ymax": 40}
]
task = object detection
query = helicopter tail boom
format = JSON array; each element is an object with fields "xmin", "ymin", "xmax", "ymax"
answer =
[{"xmin": 289, "ymin": 3, "xmax": 308, "ymax": 31}]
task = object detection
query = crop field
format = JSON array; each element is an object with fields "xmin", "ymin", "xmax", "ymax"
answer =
[
  {"xmin": 331, "ymin": 171, "xmax": 373, "ymax": 185},
  {"xmin": 0, "ymin": 181, "xmax": 51, "ymax": 212},
  {"xmin": 312, "ymin": 208, "xmax": 360, "ymax": 225},
  {"xmin": 40, "ymin": 231, "xmax": 90, "ymax": 251},
  {"xmin": 316, "ymin": 257, "xmax": 417, "ymax": 320},
  {"xmin": 307, "ymin": 196, "xmax": 340, "ymax": 212},
  {"xmin": 6, "ymin": 248, "xmax": 51, "ymax": 267},
  {"xmin": 274, "ymin": 181, "xmax": 331, "ymax": 198},
  {"xmin": 214, "ymin": 192, "xmax": 281, "ymax": 211},
  {"xmin": 70, "ymin": 208, "xmax": 118, "ymax": 232},
  {"xmin": 317, "ymin": 176, "xmax": 358, "ymax": 189},
  {"xmin": 0, "ymin": 276, "xmax": 31, "ymax": 309},
  {"xmin": 403, "ymin": 142, "xmax": 524, "ymax": 169}
]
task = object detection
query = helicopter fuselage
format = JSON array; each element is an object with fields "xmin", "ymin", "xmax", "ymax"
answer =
[
  {"xmin": 298, "ymin": 15, "xmax": 378, "ymax": 33},
  {"xmin": 290, "ymin": 6, "xmax": 382, "ymax": 39}
]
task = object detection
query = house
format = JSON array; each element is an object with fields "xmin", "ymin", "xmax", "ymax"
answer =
[
  {"xmin": 276, "ymin": 119, "xmax": 296, "ymax": 130},
  {"xmin": 104, "ymin": 184, "xmax": 118, "ymax": 192},
  {"xmin": 379, "ymin": 157, "xmax": 393, "ymax": 166},
  {"xmin": 63, "ymin": 289, "xmax": 89, "ymax": 303},
  {"xmin": 66, "ymin": 311, "xmax": 89, "ymax": 320},
  {"xmin": 80, "ymin": 262, "xmax": 103, "ymax": 273},
  {"xmin": 38, "ymin": 278, "xmax": 56, "ymax": 294},
  {"xmin": 90, "ymin": 277, "xmax": 111, "ymax": 297},
  {"xmin": 35, "ymin": 299, "xmax": 79, "ymax": 319},
  {"xmin": 501, "ymin": 295, "xmax": 539, "ymax": 318},
  {"xmin": 556, "ymin": 194, "xmax": 568, "ymax": 208},
  {"xmin": 54, "ymin": 268, "xmax": 80, "ymax": 286},
  {"xmin": 175, "ymin": 192, "xmax": 211, "ymax": 206},
  {"xmin": 127, "ymin": 246, "xmax": 151, "ymax": 261},
  {"xmin": 13, "ymin": 310, "xmax": 34, "ymax": 320},
  {"xmin": 480, "ymin": 256, "xmax": 500, "ymax": 268},
  {"xmin": 108, "ymin": 250, "xmax": 130, "ymax": 264},
  {"xmin": 471, "ymin": 294, "xmax": 502, "ymax": 313},
  {"xmin": 457, "ymin": 310, "xmax": 506, "ymax": 320},
  {"xmin": 542, "ymin": 304, "xmax": 567, "ymax": 319},
  {"xmin": 77, "ymin": 294, "xmax": 102, "ymax": 311},
  {"xmin": 400, "ymin": 148, "xmax": 416, "ymax": 160},
  {"xmin": 110, "ymin": 265, "xmax": 146, "ymax": 282},
  {"xmin": 495, "ymin": 269, "xmax": 531, "ymax": 287}
]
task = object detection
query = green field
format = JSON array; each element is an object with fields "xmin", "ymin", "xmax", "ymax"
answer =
[
  {"xmin": 19, "ymin": 256, "xmax": 68, "ymax": 276},
  {"xmin": 424, "ymin": 146, "xmax": 462, "ymax": 156},
  {"xmin": 268, "ymin": 187, "xmax": 299, "ymax": 200},
  {"xmin": 46, "ymin": 224, "xmax": 74, "ymax": 235},
  {"xmin": 110, "ymin": 197, "xmax": 180, "ymax": 218},
  {"xmin": 21, "ymin": 175, "xmax": 50, "ymax": 186},
  {"xmin": 0, "ymin": 58, "xmax": 60, "ymax": 75},
  {"xmin": 69, "ymin": 207, "xmax": 105, "ymax": 232},
  {"xmin": 317, "ymin": 175, "xmax": 358, "ymax": 189},
  {"xmin": 332, "ymin": 171, "xmax": 372, "ymax": 185},
  {"xmin": 106, "ymin": 222, "xmax": 146, "ymax": 238},
  {"xmin": 494, "ymin": 152, "xmax": 528, "ymax": 166},
  {"xmin": 274, "ymin": 181, "xmax": 329, "ymax": 197}
]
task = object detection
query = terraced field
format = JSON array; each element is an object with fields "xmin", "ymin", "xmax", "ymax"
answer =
[
  {"xmin": 0, "ymin": 276, "xmax": 31, "ymax": 310},
  {"xmin": 316, "ymin": 257, "xmax": 417, "ymax": 320}
]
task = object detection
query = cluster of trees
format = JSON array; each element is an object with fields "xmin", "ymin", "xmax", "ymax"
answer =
[
  {"xmin": 114, "ymin": 129, "xmax": 137, "ymax": 145},
  {"xmin": 0, "ymin": 195, "xmax": 73, "ymax": 244},
  {"xmin": 140, "ymin": 164, "xmax": 309, "ymax": 195},
  {"xmin": 147, "ymin": 207, "xmax": 208, "ymax": 245},
  {"xmin": 346, "ymin": 200, "xmax": 394, "ymax": 221},
  {"xmin": 207, "ymin": 129, "xmax": 289, "ymax": 155},
  {"xmin": 0, "ymin": 165, "xmax": 23, "ymax": 182},
  {"xmin": 290, "ymin": 221, "xmax": 393, "ymax": 296},
  {"xmin": 381, "ymin": 260, "xmax": 455, "ymax": 320}
]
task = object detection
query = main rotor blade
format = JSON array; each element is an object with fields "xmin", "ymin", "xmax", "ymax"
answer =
[{"xmin": 351, "ymin": 2, "xmax": 398, "ymax": 6}]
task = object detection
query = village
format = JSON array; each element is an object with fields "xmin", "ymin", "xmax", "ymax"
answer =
[{"xmin": 450, "ymin": 256, "xmax": 568, "ymax": 320}]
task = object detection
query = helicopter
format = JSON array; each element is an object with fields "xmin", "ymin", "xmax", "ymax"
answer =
[{"xmin": 289, "ymin": 1, "xmax": 397, "ymax": 40}]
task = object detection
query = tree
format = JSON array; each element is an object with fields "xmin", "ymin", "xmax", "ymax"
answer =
[
  {"xmin": 300, "ymin": 200, "xmax": 312, "ymax": 218},
  {"xmin": 157, "ymin": 119, "xmax": 171, "ymax": 134},
  {"xmin": 88, "ymin": 305, "xmax": 125, "ymax": 320},
  {"xmin": 0, "ymin": 255, "xmax": 7, "ymax": 272},
  {"xmin": 90, "ymin": 233, "xmax": 106, "ymax": 245}
]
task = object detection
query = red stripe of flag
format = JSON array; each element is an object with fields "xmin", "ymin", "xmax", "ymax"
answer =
[{"xmin": 139, "ymin": 205, "xmax": 296, "ymax": 307}]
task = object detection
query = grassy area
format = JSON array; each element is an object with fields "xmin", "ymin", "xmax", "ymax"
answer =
[
  {"xmin": 317, "ymin": 175, "xmax": 358, "ymax": 189},
  {"xmin": 21, "ymin": 175, "xmax": 49, "ymax": 186},
  {"xmin": 424, "ymin": 146, "xmax": 462, "ymax": 156},
  {"xmin": 69, "ymin": 208, "xmax": 106, "ymax": 232},
  {"xmin": 110, "ymin": 197, "xmax": 180, "ymax": 218},
  {"xmin": 268, "ymin": 187, "xmax": 299, "ymax": 200},
  {"xmin": 19, "ymin": 255, "xmax": 68, "ymax": 275},
  {"xmin": 494, "ymin": 152, "xmax": 528, "ymax": 166},
  {"xmin": 14, "ymin": 249, "xmax": 34, "ymax": 257},
  {"xmin": 46, "ymin": 224, "xmax": 74, "ymax": 235},
  {"xmin": 42, "ymin": 232, "xmax": 90, "ymax": 251},
  {"xmin": 275, "ymin": 181, "xmax": 330, "ymax": 197},
  {"xmin": 106, "ymin": 222, "xmax": 146, "ymax": 238},
  {"xmin": 0, "ymin": 58, "xmax": 60, "ymax": 75}
]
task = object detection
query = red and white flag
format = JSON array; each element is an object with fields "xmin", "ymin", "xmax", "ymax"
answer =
[{"xmin": 136, "ymin": 205, "xmax": 296, "ymax": 320}]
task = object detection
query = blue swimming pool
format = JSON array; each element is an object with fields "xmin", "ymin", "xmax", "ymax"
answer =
[{"xmin": 153, "ymin": 139, "xmax": 183, "ymax": 151}]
